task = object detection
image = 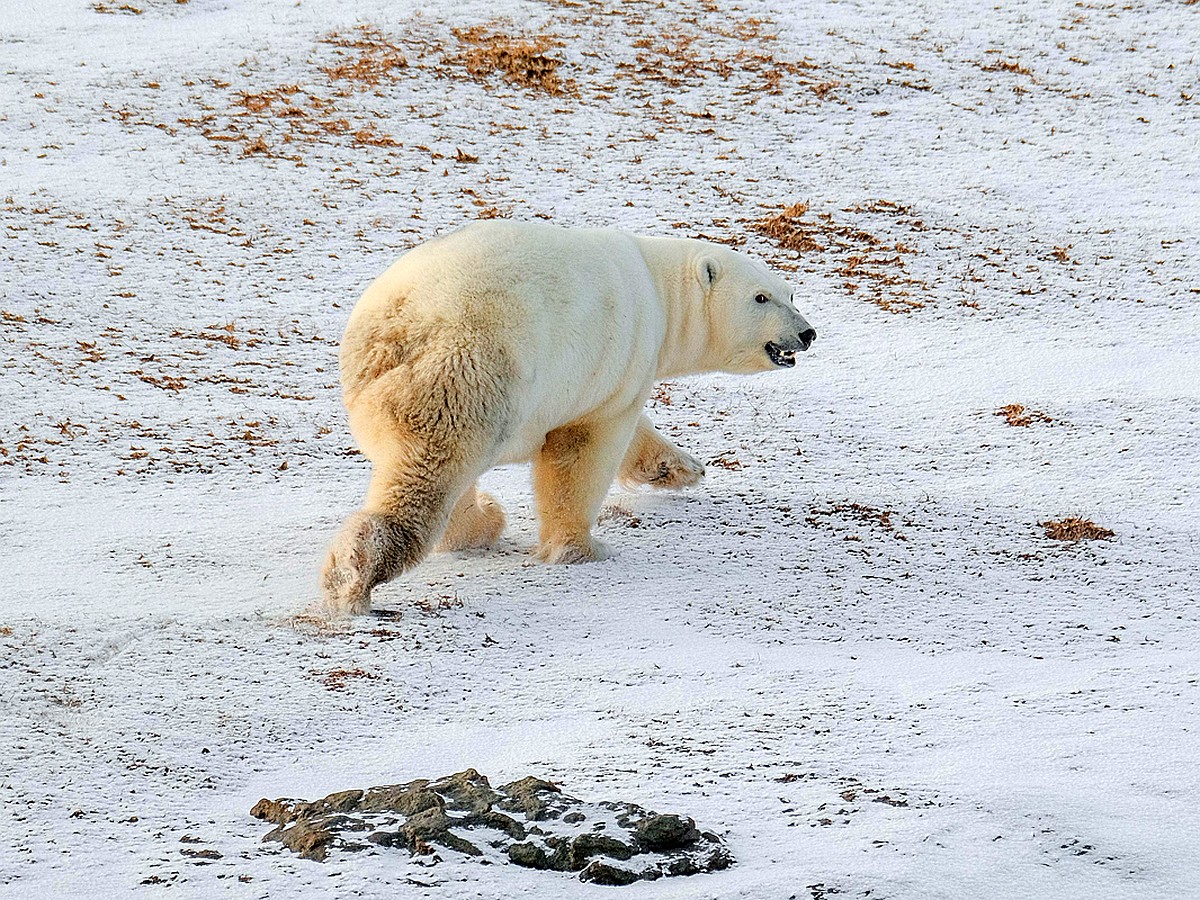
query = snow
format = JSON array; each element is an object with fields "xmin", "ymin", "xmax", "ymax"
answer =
[{"xmin": 2, "ymin": 0, "xmax": 1198, "ymax": 897}]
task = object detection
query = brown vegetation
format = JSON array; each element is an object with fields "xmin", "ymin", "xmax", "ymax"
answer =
[
  {"xmin": 751, "ymin": 201, "xmax": 926, "ymax": 313},
  {"xmin": 322, "ymin": 28, "xmax": 408, "ymax": 87},
  {"xmin": 316, "ymin": 668, "xmax": 380, "ymax": 691},
  {"xmin": 1041, "ymin": 517, "xmax": 1114, "ymax": 541},
  {"xmin": 807, "ymin": 501, "xmax": 910, "ymax": 542},
  {"xmin": 451, "ymin": 26, "xmax": 571, "ymax": 96},
  {"xmin": 995, "ymin": 404, "xmax": 1054, "ymax": 427}
]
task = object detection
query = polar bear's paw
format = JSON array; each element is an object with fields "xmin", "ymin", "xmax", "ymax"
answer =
[
  {"xmin": 321, "ymin": 511, "xmax": 386, "ymax": 617},
  {"xmin": 620, "ymin": 444, "xmax": 706, "ymax": 491},
  {"xmin": 534, "ymin": 537, "xmax": 613, "ymax": 565},
  {"xmin": 437, "ymin": 491, "xmax": 506, "ymax": 552}
]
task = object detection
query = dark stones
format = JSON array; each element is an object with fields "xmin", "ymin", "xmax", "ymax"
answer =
[
  {"xmin": 252, "ymin": 770, "xmax": 732, "ymax": 885},
  {"xmin": 495, "ymin": 776, "xmax": 564, "ymax": 821},
  {"xmin": 580, "ymin": 861, "xmax": 644, "ymax": 886},
  {"xmin": 556, "ymin": 832, "xmax": 636, "ymax": 869},
  {"xmin": 633, "ymin": 813, "xmax": 701, "ymax": 851},
  {"xmin": 429, "ymin": 768, "xmax": 498, "ymax": 814},
  {"xmin": 357, "ymin": 782, "xmax": 441, "ymax": 816},
  {"xmin": 506, "ymin": 841, "xmax": 551, "ymax": 869}
]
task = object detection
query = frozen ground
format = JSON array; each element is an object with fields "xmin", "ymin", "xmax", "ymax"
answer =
[{"xmin": 1, "ymin": 0, "xmax": 1198, "ymax": 897}]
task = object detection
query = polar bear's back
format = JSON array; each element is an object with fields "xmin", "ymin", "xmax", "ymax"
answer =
[
  {"xmin": 342, "ymin": 221, "xmax": 669, "ymax": 462},
  {"xmin": 367, "ymin": 221, "xmax": 646, "ymax": 312}
]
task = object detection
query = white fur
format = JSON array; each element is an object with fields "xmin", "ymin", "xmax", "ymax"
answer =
[{"xmin": 322, "ymin": 221, "xmax": 815, "ymax": 616}]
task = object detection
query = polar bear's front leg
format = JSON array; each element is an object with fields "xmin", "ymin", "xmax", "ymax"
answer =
[
  {"xmin": 618, "ymin": 413, "xmax": 706, "ymax": 490},
  {"xmin": 532, "ymin": 411, "xmax": 640, "ymax": 564}
]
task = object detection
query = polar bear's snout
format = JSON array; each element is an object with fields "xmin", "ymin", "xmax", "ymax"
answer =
[{"xmin": 764, "ymin": 311, "xmax": 817, "ymax": 368}]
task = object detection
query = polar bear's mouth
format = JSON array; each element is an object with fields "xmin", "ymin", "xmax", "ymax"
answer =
[{"xmin": 765, "ymin": 342, "xmax": 796, "ymax": 368}]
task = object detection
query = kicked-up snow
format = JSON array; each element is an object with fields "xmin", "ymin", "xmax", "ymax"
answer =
[{"xmin": 1, "ymin": 0, "xmax": 1198, "ymax": 897}]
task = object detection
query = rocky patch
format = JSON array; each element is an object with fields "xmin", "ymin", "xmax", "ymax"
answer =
[{"xmin": 251, "ymin": 769, "xmax": 732, "ymax": 885}]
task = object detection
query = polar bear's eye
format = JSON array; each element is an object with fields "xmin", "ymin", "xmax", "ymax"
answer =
[{"xmin": 754, "ymin": 293, "xmax": 770, "ymax": 304}]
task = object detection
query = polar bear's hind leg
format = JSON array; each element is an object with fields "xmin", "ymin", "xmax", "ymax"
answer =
[{"xmin": 321, "ymin": 343, "xmax": 512, "ymax": 616}]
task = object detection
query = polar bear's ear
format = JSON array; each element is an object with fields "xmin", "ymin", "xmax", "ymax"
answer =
[{"xmin": 696, "ymin": 256, "xmax": 722, "ymax": 289}]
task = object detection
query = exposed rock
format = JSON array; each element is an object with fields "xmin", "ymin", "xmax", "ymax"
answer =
[
  {"xmin": 430, "ymin": 768, "xmax": 498, "ymax": 814},
  {"xmin": 506, "ymin": 841, "xmax": 551, "ymax": 869},
  {"xmin": 249, "ymin": 798, "xmax": 294, "ymax": 825},
  {"xmin": 633, "ymin": 813, "xmax": 701, "ymax": 851},
  {"xmin": 495, "ymin": 775, "xmax": 565, "ymax": 821},
  {"xmin": 581, "ymin": 860, "xmax": 644, "ymax": 886},
  {"xmin": 252, "ymin": 770, "xmax": 732, "ymax": 884}
]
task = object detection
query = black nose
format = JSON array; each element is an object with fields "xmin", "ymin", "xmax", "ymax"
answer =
[{"xmin": 799, "ymin": 327, "xmax": 817, "ymax": 350}]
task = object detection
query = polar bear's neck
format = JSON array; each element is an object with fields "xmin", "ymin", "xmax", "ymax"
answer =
[{"xmin": 635, "ymin": 237, "xmax": 717, "ymax": 379}]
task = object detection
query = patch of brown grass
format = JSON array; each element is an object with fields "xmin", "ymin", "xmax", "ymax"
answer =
[
  {"xmin": 1041, "ymin": 517, "xmax": 1114, "ymax": 541},
  {"xmin": 617, "ymin": 33, "xmax": 827, "ymax": 101},
  {"xmin": 240, "ymin": 135, "xmax": 270, "ymax": 157},
  {"xmin": 316, "ymin": 668, "xmax": 380, "ymax": 691},
  {"xmin": 752, "ymin": 203, "xmax": 825, "ymax": 253},
  {"xmin": 92, "ymin": 3, "xmax": 143, "ymax": 14},
  {"xmin": 235, "ymin": 84, "xmax": 304, "ymax": 114},
  {"xmin": 807, "ymin": 502, "xmax": 910, "ymax": 542},
  {"xmin": 980, "ymin": 57, "xmax": 1034, "ymax": 78},
  {"xmin": 322, "ymin": 26, "xmax": 408, "ymax": 87},
  {"xmin": 750, "ymin": 201, "xmax": 926, "ymax": 313},
  {"xmin": 176, "ymin": 26, "xmax": 413, "ymax": 160},
  {"xmin": 709, "ymin": 451, "xmax": 743, "ymax": 470},
  {"xmin": 415, "ymin": 594, "xmax": 464, "ymax": 616},
  {"xmin": 451, "ymin": 26, "xmax": 571, "ymax": 96},
  {"xmin": 995, "ymin": 403, "xmax": 1054, "ymax": 427}
]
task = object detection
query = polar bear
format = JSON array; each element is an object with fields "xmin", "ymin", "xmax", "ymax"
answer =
[{"xmin": 321, "ymin": 221, "xmax": 816, "ymax": 616}]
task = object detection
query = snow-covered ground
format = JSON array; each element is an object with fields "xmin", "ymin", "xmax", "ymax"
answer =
[{"xmin": 2, "ymin": 0, "xmax": 1198, "ymax": 896}]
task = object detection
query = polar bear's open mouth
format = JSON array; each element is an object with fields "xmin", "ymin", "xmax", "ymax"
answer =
[{"xmin": 765, "ymin": 342, "xmax": 796, "ymax": 368}]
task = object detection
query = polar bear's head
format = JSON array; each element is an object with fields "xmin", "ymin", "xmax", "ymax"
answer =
[{"xmin": 696, "ymin": 247, "xmax": 817, "ymax": 374}]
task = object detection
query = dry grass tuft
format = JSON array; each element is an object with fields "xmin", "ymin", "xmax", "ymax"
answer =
[
  {"xmin": 752, "ymin": 203, "xmax": 825, "ymax": 253},
  {"xmin": 240, "ymin": 135, "xmax": 270, "ymax": 157},
  {"xmin": 92, "ymin": 3, "xmax": 144, "ymax": 13},
  {"xmin": 751, "ymin": 201, "xmax": 926, "ymax": 313},
  {"xmin": 176, "ymin": 25, "xmax": 412, "ymax": 161},
  {"xmin": 981, "ymin": 58, "xmax": 1034, "ymax": 78},
  {"xmin": 316, "ymin": 668, "xmax": 380, "ymax": 691},
  {"xmin": 807, "ymin": 501, "xmax": 910, "ymax": 542},
  {"xmin": 452, "ymin": 26, "xmax": 571, "ymax": 96},
  {"xmin": 415, "ymin": 594, "xmax": 464, "ymax": 616},
  {"xmin": 1041, "ymin": 517, "xmax": 1114, "ymax": 541},
  {"xmin": 322, "ymin": 26, "xmax": 408, "ymax": 86},
  {"xmin": 617, "ymin": 32, "xmax": 827, "ymax": 101},
  {"xmin": 995, "ymin": 403, "xmax": 1053, "ymax": 427},
  {"xmin": 599, "ymin": 505, "xmax": 643, "ymax": 528}
]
